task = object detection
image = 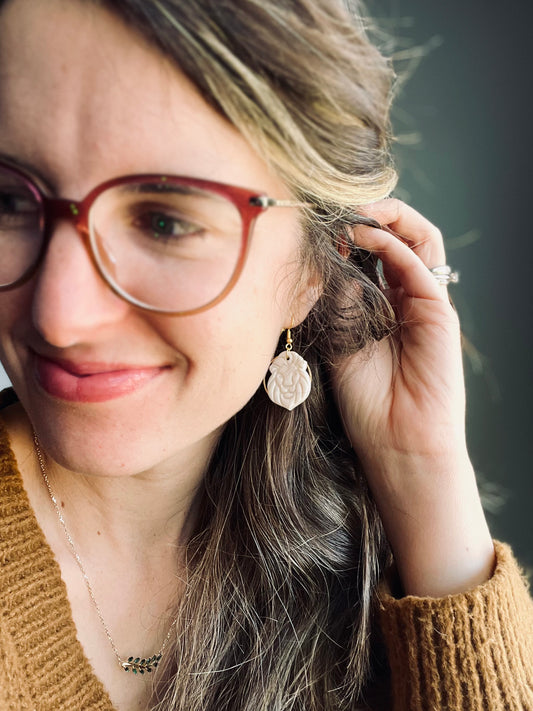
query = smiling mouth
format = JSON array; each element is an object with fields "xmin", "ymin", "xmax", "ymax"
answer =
[{"xmin": 32, "ymin": 353, "xmax": 168, "ymax": 403}]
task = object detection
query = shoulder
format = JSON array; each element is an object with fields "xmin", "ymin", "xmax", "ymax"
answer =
[
  {"xmin": 0, "ymin": 394, "xmax": 31, "ymax": 502},
  {"xmin": 0, "ymin": 399, "xmax": 45, "ymax": 599},
  {"xmin": 0, "ymin": 394, "xmax": 38, "ymax": 496}
]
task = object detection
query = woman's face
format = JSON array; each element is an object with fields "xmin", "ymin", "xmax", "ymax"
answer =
[{"xmin": 0, "ymin": 0, "xmax": 315, "ymax": 477}]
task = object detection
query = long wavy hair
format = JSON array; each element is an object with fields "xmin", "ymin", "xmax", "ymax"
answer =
[{"xmin": 64, "ymin": 0, "xmax": 399, "ymax": 707}]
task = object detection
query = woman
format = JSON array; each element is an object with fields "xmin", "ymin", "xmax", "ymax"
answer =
[{"xmin": 0, "ymin": 0, "xmax": 531, "ymax": 709}]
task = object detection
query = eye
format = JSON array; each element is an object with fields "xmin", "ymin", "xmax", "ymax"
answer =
[
  {"xmin": 0, "ymin": 189, "xmax": 38, "ymax": 214},
  {"xmin": 0, "ymin": 189, "xmax": 40, "ymax": 229},
  {"xmin": 134, "ymin": 210, "xmax": 205, "ymax": 240}
]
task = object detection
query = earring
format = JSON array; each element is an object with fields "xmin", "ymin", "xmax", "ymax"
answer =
[{"xmin": 264, "ymin": 328, "xmax": 312, "ymax": 411}]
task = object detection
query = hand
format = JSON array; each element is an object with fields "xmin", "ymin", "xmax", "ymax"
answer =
[{"xmin": 332, "ymin": 199, "xmax": 495, "ymax": 597}]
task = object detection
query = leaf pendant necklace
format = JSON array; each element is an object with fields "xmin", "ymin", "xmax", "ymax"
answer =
[{"xmin": 34, "ymin": 433, "xmax": 177, "ymax": 675}]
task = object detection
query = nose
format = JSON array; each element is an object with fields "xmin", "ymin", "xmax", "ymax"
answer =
[{"xmin": 31, "ymin": 219, "xmax": 130, "ymax": 348}]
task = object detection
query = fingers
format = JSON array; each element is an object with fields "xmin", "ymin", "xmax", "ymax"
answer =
[
  {"xmin": 359, "ymin": 198, "xmax": 446, "ymax": 270},
  {"xmin": 351, "ymin": 198, "xmax": 452, "ymax": 300},
  {"xmin": 355, "ymin": 226, "xmax": 443, "ymax": 301}
]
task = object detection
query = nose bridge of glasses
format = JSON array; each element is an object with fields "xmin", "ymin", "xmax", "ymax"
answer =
[
  {"xmin": 43, "ymin": 195, "xmax": 90, "ymax": 246},
  {"xmin": 44, "ymin": 195, "xmax": 84, "ymax": 228},
  {"xmin": 43, "ymin": 197, "xmax": 93, "ymax": 270},
  {"xmin": 38, "ymin": 194, "xmax": 99, "ymax": 282}
]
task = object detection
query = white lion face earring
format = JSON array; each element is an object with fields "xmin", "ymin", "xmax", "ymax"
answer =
[{"xmin": 264, "ymin": 328, "xmax": 312, "ymax": 411}]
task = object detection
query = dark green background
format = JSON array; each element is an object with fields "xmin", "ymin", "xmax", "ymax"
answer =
[{"xmin": 380, "ymin": 0, "xmax": 532, "ymax": 566}]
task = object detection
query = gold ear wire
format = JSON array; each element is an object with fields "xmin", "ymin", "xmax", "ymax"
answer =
[{"xmin": 285, "ymin": 328, "xmax": 293, "ymax": 353}]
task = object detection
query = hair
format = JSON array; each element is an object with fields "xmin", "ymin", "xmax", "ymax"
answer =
[{"xmin": 18, "ymin": 0, "xmax": 400, "ymax": 707}]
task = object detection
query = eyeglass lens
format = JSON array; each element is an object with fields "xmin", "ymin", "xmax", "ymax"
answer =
[
  {"xmin": 0, "ymin": 167, "xmax": 44, "ymax": 287},
  {"xmin": 0, "ymin": 166, "xmax": 245, "ymax": 312}
]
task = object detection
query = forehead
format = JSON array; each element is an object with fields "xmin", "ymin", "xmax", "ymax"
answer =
[
  {"xmin": 0, "ymin": 0, "xmax": 275, "ymax": 194},
  {"xmin": 0, "ymin": 1, "xmax": 172, "ymax": 157}
]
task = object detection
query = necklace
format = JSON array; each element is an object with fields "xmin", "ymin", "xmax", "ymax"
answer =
[{"xmin": 34, "ymin": 433, "xmax": 177, "ymax": 676}]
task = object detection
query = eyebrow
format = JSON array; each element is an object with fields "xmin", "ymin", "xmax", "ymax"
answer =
[{"xmin": 118, "ymin": 183, "xmax": 198, "ymax": 196}]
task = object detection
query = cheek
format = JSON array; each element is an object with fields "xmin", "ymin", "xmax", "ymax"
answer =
[
  {"xmin": 150, "ymin": 269, "xmax": 290, "ymax": 412},
  {"xmin": 158, "ymin": 305, "xmax": 281, "ymax": 393},
  {"xmin": 0, "ymin": 288, "xmax": 32, "ymax": 361},
  {"xmin": 0, "ymin": 287, "xmax": 26, "ymax": 323}
]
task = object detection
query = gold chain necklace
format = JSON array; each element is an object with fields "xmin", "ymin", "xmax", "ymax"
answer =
[{"xmin": 33, "ymin": 433, "xmax": 177, "ymax": 676}]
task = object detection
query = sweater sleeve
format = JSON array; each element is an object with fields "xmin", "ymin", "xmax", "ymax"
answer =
[{"xmin": 377, "ymin": 541, "xmax": 533, "ymax": 710}]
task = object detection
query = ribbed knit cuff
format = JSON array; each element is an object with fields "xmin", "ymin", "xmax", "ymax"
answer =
[{"xmin": 377, "ymin": 541, "xmax": 533, "ymax": 711}]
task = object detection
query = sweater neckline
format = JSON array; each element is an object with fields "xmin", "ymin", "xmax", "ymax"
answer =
[{"xmin": 0, "ymin": 416, "xmax": 116, "ymax": 710}]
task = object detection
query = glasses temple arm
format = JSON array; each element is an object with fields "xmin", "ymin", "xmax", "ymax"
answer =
[
  {"xmin": 249, "ymin": 196, "xmax": 314, "ymax": 209},
  {"xmin": 249, "ymin": 198, "xmax": 383, "ymax": 230}
]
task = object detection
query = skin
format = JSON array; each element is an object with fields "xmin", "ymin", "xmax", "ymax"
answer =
[{"xmin": 0, "ymin": 0, "xmax": 495, "ymax": 709}]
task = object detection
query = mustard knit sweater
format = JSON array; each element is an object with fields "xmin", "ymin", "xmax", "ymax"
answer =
[{"xmin": 0, "ymin": 421, "xmax": 532, "ymax": 710}]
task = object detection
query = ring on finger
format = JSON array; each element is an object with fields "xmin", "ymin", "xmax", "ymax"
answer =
[{"xmin": 429, "ymin": 265, "xmax": 460, "ymax": 286}]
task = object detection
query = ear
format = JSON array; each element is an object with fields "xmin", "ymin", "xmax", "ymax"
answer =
[{"xmin": 285, "ymin": 265, "xmax": 323, "ymax": 328}]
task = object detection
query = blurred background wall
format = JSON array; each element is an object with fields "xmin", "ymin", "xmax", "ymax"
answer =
[
  {"xmin": 383, "ymin": 0, "xmax": 533, "ymax": 566},
  {"xmin": 1, "ymin": 0, "xmax": 531, "ymax": 565}
]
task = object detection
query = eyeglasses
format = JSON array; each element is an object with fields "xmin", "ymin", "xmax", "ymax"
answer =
[{"xmin": 0, "ymin": 160, "xmax": 310, "ymax": 315}]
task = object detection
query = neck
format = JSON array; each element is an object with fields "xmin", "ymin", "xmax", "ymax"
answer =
[
  {"xmin": 36, "ymin": 439, "xmax": 208, "ymax": 557},
  {"xmin": 6, "ymin": 400, "xmax": 215, "ymax": 562}
]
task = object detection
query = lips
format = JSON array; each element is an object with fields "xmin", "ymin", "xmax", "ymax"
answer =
[{"xmin": 33, "ymin": 353, "xmax": 167, "ymax": 403}]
